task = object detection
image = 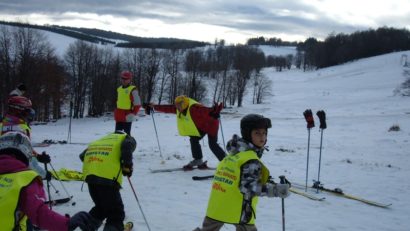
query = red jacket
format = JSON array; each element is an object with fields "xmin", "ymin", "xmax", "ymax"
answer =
[
  {"xmin": 152, "ymin": 103, "xmax": 220, "ymax": 137},
  {"xmin": 0, "ymin": 155, "xmax": 70, "ymax": 231}
]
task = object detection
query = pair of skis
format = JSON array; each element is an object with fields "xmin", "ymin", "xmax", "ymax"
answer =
[{"xmin": 191, "ymin": 175, "xmax": 391, "ymax": 208}]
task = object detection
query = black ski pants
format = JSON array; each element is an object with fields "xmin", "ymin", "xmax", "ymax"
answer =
[
  {"xmin": 190, "ymin": 132, "xmax": 226, "ymax": 161},
  {"xmin": 115, "ymin": 122, "xmax": 132, "ymax": 135},
  {"xmin": 88, "ymin": 183, "xmax": 125, "ymax": 231}
]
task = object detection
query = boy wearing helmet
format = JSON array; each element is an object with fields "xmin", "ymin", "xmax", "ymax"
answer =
[
  {"xmin": 114, "ymin": 70, "xmax": 142, "ymax": 135},
  {"xmin": 194, "ymin": 114, "xmax": 290, "ymax": 231},
  {"xmin": 144, "ymin": 95, "xmax": 225, "ymax": 169},
  {"xmin": 0, "ymin": 132, "xmax": 95, "ymax": 231}
]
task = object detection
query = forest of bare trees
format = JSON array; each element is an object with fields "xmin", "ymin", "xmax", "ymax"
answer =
[
  {"xmin": 1, "ymin": 26, "xmax": 273, "ymax": 121},
  {"xmin": 3, "ymin": 25, "xmax": 410, "ymax": 121}
]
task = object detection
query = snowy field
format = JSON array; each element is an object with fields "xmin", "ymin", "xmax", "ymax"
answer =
[{"xmin": 27, "ymin": 49, "xmax": 410, "ymax": 231}]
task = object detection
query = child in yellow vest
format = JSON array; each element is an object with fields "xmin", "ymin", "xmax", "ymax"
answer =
[{"xmin": 194, "ymin": 114, "xmax": 290, "ymax": 231}]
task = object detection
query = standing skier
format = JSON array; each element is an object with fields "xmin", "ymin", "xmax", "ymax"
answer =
[
  {"xmin": 0, "ymin": 132, "xmax": 94, "ymax": 231},
  {"xmin": 144, "ymin": 95, "xmax": 225, "ymax": 169},
  {"xmin": 80, "ymin": 131, "xmax": 136, "ymax": 231},
  {"xmin": 114, "ymin": 70, "xmax": 142, "ymax": 135},
  {"xmin": 194, "ymin": 114, "xmax": 290, "ymax": 231},
  {"xmin": 0, "ymin": 96, "xmax": 51, "ymax": 180}
]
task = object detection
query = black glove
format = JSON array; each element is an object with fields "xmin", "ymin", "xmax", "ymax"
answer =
[
  {"xmin": 43, "ymin": 171, "xmax": 52, "ymax": 181},
  {"xmin": 143, "ymin": 103, "xmax": 153, "ymax": 115},
  {"xmin": 37, "ymin": 152, "xmax": 51, "ymax": 164},
  {"xmin": 122, "ymin": 164, "xmax": 133, "ymax": 177},
  {"xmin": 316, "ymin": 110, "xmax": 327, "ymax": 129},
  {"xmin": 209, "ymin": 102, "xmax": 223, "ymax": 119},
  {"xmin": 303, "ymin": 109, "xmax": 315, "ymax": 129},
  {"xmin": 68, "ymin": 211, "xmax": 95, "ymax": 231}
]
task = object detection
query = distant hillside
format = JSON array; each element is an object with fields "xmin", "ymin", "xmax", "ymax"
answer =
[{"xmin": 0, "ymin": 20, "xmax": 209, "ymax": 49}]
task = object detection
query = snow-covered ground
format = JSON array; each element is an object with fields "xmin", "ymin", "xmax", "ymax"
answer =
[{"xmin": 28, "ymin": 50, "xmax": 410, "ymax": 231}]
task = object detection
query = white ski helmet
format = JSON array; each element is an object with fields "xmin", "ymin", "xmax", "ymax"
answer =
[{"xmin": 0, "ymin": 131, "xmax": 33, "ymax": 164}]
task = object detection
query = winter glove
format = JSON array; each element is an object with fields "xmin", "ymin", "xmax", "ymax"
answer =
[
  {"xmin": 68, "ymin": 211, "xmax": 95, "ymax": 231},
  {"xmin": 265, "ymin": 182, "xmax": 290, "ymax": 198},
  {"xmin": 122, "ymin": 164, "xmax": 133, "ymax": 177},
  {"xmin": 316, "ymin": 110, "xmax": 327, "ymax": 129},
  {"xmin": 209, "ymin": 102, "xmax": 223, "ymax": 119},
  {"xmin": 37, "ymin": 152, "xmax": 51, "ymax": 164},
  {"xmin": 125, "ymin": 113, "xmax": 136, "ymax": 122},
  {"xmin": 143, "ymin": 103, "xmax": 154, "ymax": 115},
  {"xmin": 303, "ymin": 109, "xmax": 315, "ymax": 129}
]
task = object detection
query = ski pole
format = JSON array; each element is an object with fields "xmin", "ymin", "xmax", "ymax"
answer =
[
  {"xmin": 44, "ymin": 163, "xmax": 52, "ymax": 210},
  {"xmin": 316, "ymin": 110, "xmax": 327, "ymax": 193},
  {"xmin": 279, "ymin": 176, "xmax": 286, "ymax": 231},
  {"xmin": 150, "ymin": 111, "xmax": 163, "ymax": 160},
  {"xmin": 127, "ymin": 177, "xmax": 152, "ymax": 231},
  {"xmin": 49, "ymin": 162, "xmax": 72, "ymax": 198},
  {"xmin": 316, "ymin": 129, "xmax": 324, "ymax": 193},
  {"xmin": 303, "ymin": 109, "xmax": 315, "ymax": 192},
  {"xmin": 305, "ymin": 128, "xmax": 311, "ymax": 192},
  {"xmin": 219, "ymin": 118, "xmax": 226, "ymax": 151}
]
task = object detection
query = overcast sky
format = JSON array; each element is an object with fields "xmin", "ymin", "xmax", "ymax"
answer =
[{"xmin": 0, "ymin": 0, "xmax": 409, "ymax": 44}]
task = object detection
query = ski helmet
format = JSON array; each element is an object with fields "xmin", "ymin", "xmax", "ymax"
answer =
[
  {"xmin": 174, "ymin": 95, "xmax": 189, "ymax": 111},
  {"xmin": 240, "ymin": 114, "xmax": 272, "ymax": 143},
  {"xmin": 0, "ymin": 132, "xmax": 33, "ymax": 165},
  {"xmin": 8, "ymin": 96, "xmax": 32, "ymax": 110},
  {"xmin": 7, "ymin": 96, "xmax": 34, "ymax": 119},
  {"xmin": 120, "ymin": 70, "xmax": 132, "ymax": 80}
]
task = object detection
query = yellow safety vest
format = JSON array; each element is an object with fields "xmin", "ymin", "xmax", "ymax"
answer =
[
  {"xmin": 176, "ymin": 98, "xmax": 200, "ymax": 137},
  {"xmin": 82, "ymin": 133, "xmax": 126, "ymax": 185},
  {"xmin": 117, "ymin": 85, "xmax": 136, "ymax": 110},
  {"xmin": 206, "ymin": 150, "xmax": 269, "ymax": 224},
  {"xmin": 0, "ymin": 170, "xmax": 39, "ymax": 231},
  {"xmin": 0, "ymin": 121, "xmax": 31, "ymax": 136}
]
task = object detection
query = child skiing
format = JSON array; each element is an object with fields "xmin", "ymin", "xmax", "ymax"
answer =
[
  {"xmin": 0, "ymin": 131, "xmax": 95, "ymax": 231},
  {"xmin": 194, "ymin": 114, "xmax": 290, "ymax": 231},
  {"xmin": 80, "ymin": 131, "xmax": 136, "ymax": 231}
]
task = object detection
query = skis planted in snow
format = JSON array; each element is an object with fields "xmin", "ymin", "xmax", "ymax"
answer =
[
  {"xmin": 293, "ymin": 182, "xmax": 391, "ymax": 208},
  {"xmin": 124, "ymin": 221, "xmax": 133, "ymax": 231},
  {"xmin": 150, "ymin": 164, "xmax": 216, "ymax": 173}
]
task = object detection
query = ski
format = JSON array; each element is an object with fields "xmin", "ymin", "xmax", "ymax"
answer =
[
  {"xmin": 293, "ymin": 182, "xmax": 392, "ymax": 208},
  {"xmin": 192, "ymin": 175, "xmax": 214, "ymax": 180},
  {"xmin": 289, "ymin": 187, "xmax": 326, "ymax": 201},
  {"xmin": 150, "ymin": 166, "xmax": 216, "ymax": 173},
  {"xmin": 124, "ymin": 221, "xmax": 133, "ymax": 231},
  {"xmin": 44, "ymin": 196, "xmax": 72, "ymax": 205}
]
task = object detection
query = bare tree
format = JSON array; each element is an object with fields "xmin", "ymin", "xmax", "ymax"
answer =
[{"xmin": 64, "ymin": 40, "xmax": 94, "ymax": 118}]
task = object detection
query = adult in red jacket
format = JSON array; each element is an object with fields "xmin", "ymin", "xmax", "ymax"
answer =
[
  {"xmin": 145, "ymin": 95, "xmax": 225, "ymax": 169},
  {"xmin": 0, "ymin": 132, "xmax": 96, "ymax": 231},
  {"xmin": 114, "ymin": 70, "xmax": 142, "ymax": 135}
]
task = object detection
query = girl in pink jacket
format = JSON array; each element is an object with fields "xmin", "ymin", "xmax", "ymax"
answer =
[{"xmin": 0, "ymin": 132, "xmax": 95, "ymax": 231}]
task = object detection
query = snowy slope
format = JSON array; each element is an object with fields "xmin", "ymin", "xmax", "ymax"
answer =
[{"xmin": 28, "ymin": 49, "xmax": 410, "ymax": 231}]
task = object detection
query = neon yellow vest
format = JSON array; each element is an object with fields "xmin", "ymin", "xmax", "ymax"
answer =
[
  {"xmin": 117, "ymin": 85, "xmax": 136, "ymax": 110},
  {"xmin": 82, "ymin": 133, "xmax": 126, "ymax": 185},
  {"xmin": 176, "ymin": 99, "xmax": 200, "ymax": 137},
  {"xmin": 206, "ymin": 150, "xmax": 269, "ymax": 224},
  {"xmin": 0, "ymin": 122, "xmax": 31, "ymax": 136},
  {"xmin": 0, "ymin": 170, "xmax": 39, "ymax": 231}
]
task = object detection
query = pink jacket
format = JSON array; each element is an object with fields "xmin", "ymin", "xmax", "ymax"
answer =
[{"xmin": 0, "ymin": 155, "xmax": 70, "ymax": 231}]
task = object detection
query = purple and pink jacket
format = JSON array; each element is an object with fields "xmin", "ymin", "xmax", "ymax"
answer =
[{"xmin": 0, "ymin": 155, "xmax": 70, "ymax": 231}]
